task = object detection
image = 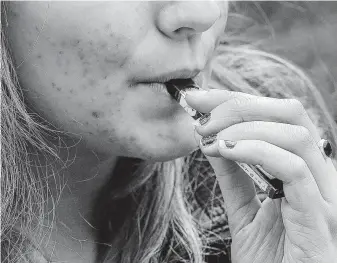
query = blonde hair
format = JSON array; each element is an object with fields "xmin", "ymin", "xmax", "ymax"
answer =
[{"xmin": 1, "ymin": 2, "xmax": 336, "ymax": 263}]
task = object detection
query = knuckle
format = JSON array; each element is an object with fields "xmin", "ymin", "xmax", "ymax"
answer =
[
  {"xmin": 326, "ymin": 206, "xmax": 337, "ymax": 241},
  {"xmin": 229, "ymin": 96, "xmax": 253, "ymax": 109},
  {"xmin": 286, "ymin": 98, "xmax": 307, "ymax": 119},
  {"xmin": 245, "ymin": 121, "xmax": 259, "ymax": 132},
  {"xmin": 292, "ymin": 126, "xmax": 315, "ymax": 147},
  {"xmin": 255, "ymin": 140, "xmax": 273, "ymax": 162},
  {"xmin": 227, "ymin": 96, "xmax": 258, "ymax": 122},
  {"xmin": 290, "ymin": 156, "xmax": 310, "ymax": 181}
]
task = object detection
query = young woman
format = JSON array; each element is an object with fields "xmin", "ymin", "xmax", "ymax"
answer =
[{"xmin": 1, "ymin": 1, "xmax": 337, "ymax": 263}]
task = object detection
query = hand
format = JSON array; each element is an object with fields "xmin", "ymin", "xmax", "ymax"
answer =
[{"xmin": 186, "ymin": 89, "xmax": 337, "ymax": 263}]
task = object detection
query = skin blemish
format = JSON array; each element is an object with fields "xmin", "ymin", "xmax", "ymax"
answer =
[
  {"xmin": 99, "ymin": 42, "xmax": 107, "ymax": 50},
  {"xmin": 37, "ymin": 54, "xmax": 42, "ymax": 59},
  {"xmin": 105, "ymin": 91, "xmax": 112, "ymax": 96},
  {"xmin": 83, "ymin": 68, "xmax": 89, "ymax": 77},
  {"xmin": 88, "ymin": 79, "xmax": 96, "ymax": 87},
  {"xmin": 56, "ymin": 87, "xmax": 62, "ymax": 91},
  {"xmin": 104, "ymin": 24, "xmax": 111, "ymax": 31},
  {"xmin": 104, "ymin": 57, "xmax": 118, "ymax": 64},
  {"xmin": 92, "ymin": 111, "xmax": 104, "ymax": 119},
  {"xmin": 100, "ymin": 129, "xmax": 109, "ymax": 136},
  {"xmin": 78, "ymin": 50, "xmax": 85, "ymax": 61},
  {"xmin": 52, "ymin": 82, "xmax": 56, "ymax": 89},
  {"xmin": 71, "ymin": 39, "xmax": 80, "ymax": 47},
  {"xmin": 129, "ymin": 135, "xmax": 136, "ymax": 143}
]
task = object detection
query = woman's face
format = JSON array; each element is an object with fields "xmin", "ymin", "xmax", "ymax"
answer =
[{"xmin": 7, "ymin": 1, "xmax": 228, "ymax": 161}]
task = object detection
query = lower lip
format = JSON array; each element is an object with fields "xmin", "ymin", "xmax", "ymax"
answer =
[{"xmin": 140, "ymin": 82, "xmax": 171, "ymax": 96}]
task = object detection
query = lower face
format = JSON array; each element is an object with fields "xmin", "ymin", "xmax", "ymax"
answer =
[{"xmin": 6, "ymin": 1, "xmax": 227, "ymax": 161}]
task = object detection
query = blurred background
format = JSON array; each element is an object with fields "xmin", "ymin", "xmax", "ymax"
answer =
[{"xmin": 226, "ymin": 1, "xmax": 337, "ymax": 122}]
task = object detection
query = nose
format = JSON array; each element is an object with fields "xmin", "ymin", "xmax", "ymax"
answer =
[{"xmin": 157, "ymin": 1, "xmax": 221, "ymax": 40}]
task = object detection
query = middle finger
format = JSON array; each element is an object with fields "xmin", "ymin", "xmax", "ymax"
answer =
[{"xmin": 218, "ymin": 121, "xmax": 337, "ymax": 201}]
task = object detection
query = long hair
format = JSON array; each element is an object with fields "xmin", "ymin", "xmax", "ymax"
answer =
[
  {"xmin": 1, "ymin": 2, "xmax": 337, "ymax": 263},
  {"xmin": 1, "ymin": 4, "xmax": 64, "ymax": 262}
]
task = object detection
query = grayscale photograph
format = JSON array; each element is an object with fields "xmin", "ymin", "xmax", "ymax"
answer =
[{"xmin": 1, "ymin": 1, "xmax": 337, "ymax": 263}]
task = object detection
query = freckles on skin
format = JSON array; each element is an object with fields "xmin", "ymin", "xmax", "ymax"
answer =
[
  {"xmin": 91, "ymin": 111, "xmax": 104, "ymax": 119},
  {"xmin": 7, "ymin": 2, "xmax": 204, "ymax": 160},
  {"xmin": 7, "ymin": 2, "xmax": 140, "ymax": 131}
]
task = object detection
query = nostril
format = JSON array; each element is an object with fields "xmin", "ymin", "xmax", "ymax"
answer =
[
  {"xmin": 173, "ymin": 27, "xmax": 198, "ymax": 39},
  {"xmin": 157, "ymin": 2, "xmax": 221, "ymax": 40},
  {"xmin": 174, "ymin": 27, "xmax": 193, "ymax": 34}
]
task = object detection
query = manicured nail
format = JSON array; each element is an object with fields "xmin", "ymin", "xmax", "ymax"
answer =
[
  {"xmin": 193, "ymin": 113, "xmax": 211, "ymax": 127},
  {"xmin": 219, "ymin": 140, "xmax": 237, "ymax": 149},
  {"xmin": 200, "ymin": 134, "xmax": 217, "ymax": 147},
  {"xmin": 199, "ymin": 113, "xmax": 211, "ymax": 126}
]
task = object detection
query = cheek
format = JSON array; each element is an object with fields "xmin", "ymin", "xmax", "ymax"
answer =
[
  {"xmin": 13, "ymin": 22, "xmax": 137, "ymax": 128},
  {"xmin": 8, "ymin": 3, "xmax": 199, "ymax": 159}
]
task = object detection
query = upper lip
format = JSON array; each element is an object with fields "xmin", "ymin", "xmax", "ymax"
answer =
[{"xmin": 136, "ymin": 68, "xmax": 202, "ymax": 84}]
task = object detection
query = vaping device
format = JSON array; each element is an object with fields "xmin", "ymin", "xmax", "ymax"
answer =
[{"xmin": 166, "ymin": 79, "xmax": 284, "ymax": 199}]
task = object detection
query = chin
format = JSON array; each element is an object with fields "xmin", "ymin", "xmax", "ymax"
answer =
[
  {"xmin": 89, "ymin": 136, "xmax": 198, "ymax": 163},
  {"xmin": 140, "ymin": 122, "xmax": 201, "ymax": 162},
  {"xmin": 90, "ymin": 116, "xmax": 201, "ymax": 162},
  {"xmin": 135, "ymin": 135, "xmax": 200, "ymax": 162}
]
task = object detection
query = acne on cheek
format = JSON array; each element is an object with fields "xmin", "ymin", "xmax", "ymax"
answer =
[
  {"xmin": 91, "ymin": 111, "xmax": 105, "ymax": 119},
  {"xmin": 105, "ymin": 90, "xmax": 112, "ymax": 96}
]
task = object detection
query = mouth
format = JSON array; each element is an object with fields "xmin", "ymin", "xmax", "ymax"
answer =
[
  {"xmin": 134, "ymin": 69, "xmax": 204, "ymax": 97},
  {"xmin": 164, "ymin": 78, "xmax": 200, "ymax": 100}
]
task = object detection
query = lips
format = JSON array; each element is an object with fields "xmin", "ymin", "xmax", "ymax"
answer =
[{"xmin": 132, "ymin": 67, "xmax": 204, "ymax": 86}]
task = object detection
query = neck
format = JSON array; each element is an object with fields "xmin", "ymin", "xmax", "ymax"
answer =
[{"xmin": 28, "ymin": 135, "xmax": 119, "ymax": 261}]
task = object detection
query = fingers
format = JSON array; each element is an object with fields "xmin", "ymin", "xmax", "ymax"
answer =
[
  {"xmin": 214, "ymin": 121, "xmax": 337, "ymax": 202},
  {"xmin": 186, "ymin": 90, "xmax": 322, "ymax": 144},
  {"xmin": 203, "ymin": 138, "xmax": 325, "ymax": 212},
  {"xmin": 187, "ymin": 89, "xmax": 336, "ymax": 202}
]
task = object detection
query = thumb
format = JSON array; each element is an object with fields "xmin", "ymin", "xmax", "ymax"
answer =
[{"xmin": 205, "ymin": 155, "xmax": 261, "ymax": 234}]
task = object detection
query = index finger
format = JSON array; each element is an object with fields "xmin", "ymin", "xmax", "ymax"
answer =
[
  {"xmin": 185, "ymin": 88, "xmax": 253, "ymax": 113},
  {"xmin": 186, "ymin": 89, "xmax": 322, "ymax": 145}
]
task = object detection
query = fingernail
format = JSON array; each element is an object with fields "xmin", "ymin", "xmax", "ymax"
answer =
[
  {"xmin": 198, "ymin": 113, "xmax": 211, "ymax": 126},
  {"xmin": 200, "ymin": 134, "xmax": 217, "ymax": 147},
  {"xmin": 219, "ymin": 140, "xmax": 237, "ymax": 149},
  {"xmin": 185, "ymin": 89, "xmax": 208, "ymax": 97},
  {"xmin": 193, "ymin": 113, "xmax": 211, "ymax": 126}
]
